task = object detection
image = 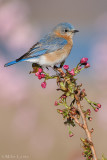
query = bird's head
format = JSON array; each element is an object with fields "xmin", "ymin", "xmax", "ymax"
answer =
[{"xmin": 53, "ymin": 22, "xmax": 79, "ymax": 39}]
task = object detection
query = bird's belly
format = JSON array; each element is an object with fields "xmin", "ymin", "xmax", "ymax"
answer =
[
  {"xmin": 38, "ymin": 53, "xmax": 66, "ymax": 66},
  {"xmin": 39, "ymin": 44, "xmax": 72, "ymax": 67},
  {"xmin": 25, "ymin": 52, "xmax": 67, "ymax": 66}
]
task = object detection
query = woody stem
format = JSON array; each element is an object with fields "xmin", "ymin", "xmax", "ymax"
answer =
[{"xmin": 74, "ymin": 94, "xmax": 98, "ymax": 160}]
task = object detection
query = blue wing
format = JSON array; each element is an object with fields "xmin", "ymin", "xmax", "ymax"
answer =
[
  {"xmin": 39, "ymin": 34, "xmax": 67, "ymax": 53},
  {"xmin": 4, "ymin": 34, "xmax": 67, "ymax": 67},
  {"xmin": 17, "ymin": 34, "xmax": 67, "ymax": 61}
]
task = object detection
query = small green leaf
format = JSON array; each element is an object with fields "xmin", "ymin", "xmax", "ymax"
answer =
[
  {"xmin": 60, "ymin": 82, "xmax": 67, "ymax": 91},
  {"xmin": 66, "ymin": 92, "xmax": 71, "ymax": 96},
  {"xmin": 80, "ymin": 138, "xmax": 85, "ymax": 142},
  {"xmin": 71, "ymin": 93, "xmax": 74, "ymax": 99},
  {"xmin": 102, "ymin": 155, "xmax": 107, "ymax": 160}
]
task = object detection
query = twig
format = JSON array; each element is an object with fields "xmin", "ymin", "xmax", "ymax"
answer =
[
  {"xmin": 74, "ymin": 94, "xmax": 98, "ymax": 160},
  {"xmin": 70, "ymin": 115, "xmax": 84, "ymax": 129}
]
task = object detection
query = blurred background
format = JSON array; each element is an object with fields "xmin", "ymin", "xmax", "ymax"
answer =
[{"xmin": 0, "ymin": 0, "xmax": 107, "ymax": 159}]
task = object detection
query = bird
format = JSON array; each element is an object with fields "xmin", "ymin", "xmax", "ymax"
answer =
[{"xmin": 4, "ymin": 23, "xmax": 79, "ymax": 68}]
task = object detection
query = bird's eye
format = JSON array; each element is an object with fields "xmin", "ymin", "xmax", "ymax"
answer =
[{"xmin": 65, "ymin": 29, "xmax": 68, "ymax": 32}]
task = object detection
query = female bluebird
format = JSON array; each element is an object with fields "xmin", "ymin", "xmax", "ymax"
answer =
[{"xmin": 4, "ymin": 23, "xmax": 79, "ymax": 68}]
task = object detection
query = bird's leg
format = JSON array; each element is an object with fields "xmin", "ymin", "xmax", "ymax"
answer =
[
  {"xmin": 53, "ymin": 65, "xmax": 66, "ymax": 77},
  {"xmin": 46, "ymin": 67, "xmax": 49, "ymax": 70},
  {"xmin": 51, "ymin": 65, "xmax": 64, "ymax": 78},
  {"xmin": 53, "ymin": 61, "xmax": 65, "ymax": 76},
  {"xmin": 60, "ymin": 60, "xmax": 65, "ymax": 68},
  {"xmin": 53, "ymin": 65, "xmax": 58, "ymax": 70},
  {"xmin": 50, "ymin": 65, "xmax": 60, "ymax": 77},
  {"xmin": 53, "ymin": 65, "xmax": 59, "ymax": 74}
]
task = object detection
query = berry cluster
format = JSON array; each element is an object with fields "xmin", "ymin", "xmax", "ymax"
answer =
[{"xmin": 34, "ymin": 68, "xmax": 47, "ymax": 88}]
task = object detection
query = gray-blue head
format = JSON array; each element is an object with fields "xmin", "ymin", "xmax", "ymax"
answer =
[{"xmin": 53, "ymin": 22, "xmax": 79, "ymax": 38}]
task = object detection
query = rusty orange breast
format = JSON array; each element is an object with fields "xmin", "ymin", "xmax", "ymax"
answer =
[
  {"xmin": 44, "ymin": 31, "xmax": 73, "ymax": 64},
  {"xmin": 54, "ymin": 30, "xmax": 73, "ymax": 45}
]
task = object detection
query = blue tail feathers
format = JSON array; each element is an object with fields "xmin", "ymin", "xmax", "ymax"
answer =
[
  {"xmin": 4, "ymin": 60, "xmax": 17, "ymax": 67},
  {"xmin": 4, "ymin": 57, "xmax": 33, "ymax": 67}
]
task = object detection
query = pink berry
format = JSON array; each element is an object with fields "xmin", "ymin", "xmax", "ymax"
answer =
[
  {"xmin": 97, "ymin": 103, "xmax": 101, "ymax": 108},
  {"xmin": 82, "ymin": 89, "xmax": 85, "ymax": 93},
  {"xmin": 80, "ymin": 57, "xmax": 88, "ymax": 64},
  {"xmin": 85, "ymin": 63, "xmax": 90, "ymax": 68},
  {"xmin": 82, "ymin": 152, "xmax": 84, "ymax": 155},
  {"xmin": 41, "ymin": 74, "xmax": 45, "ymax": 78},
  {"xmin": 69, "ymin": 133, "xmax": 74, "ymax": 137},
  {"xmin": 38, "ymin": 68, "xmax": 43, "ymax": 73},
  {"xmin": 54, "ymin": 101, "xmax": 58, "ymax": 106},
  {"xmin": 90, "ymin": 117, "xmax": 92, "ymax": 121},
  {"xmin": 35, "ymin": 72, "xmax": 39, "ymax": 76},
  {"xmin": 38, "ymin": 74, "xmax": 42, "ymax": 79},
  {"xmin": 69, "ymin": 69, "xmax": 75, "ymax": 76},
  {"xmin": 94, "ymin": 108, "xmax": 99, "ymax": 112},
  {"xmin": 87, "ymin": 109, "xmax": 91, "ymax": 113},
  {"xmin": 57, "ymin": 109, "xmax": 63, "ymax": 114},
  {"xmin": 41, "ymin": 81, "xmax": 46, "ymax": 88},
  {"xmin": 88, "ymin": 117, "xmax": 92, "ymax": 121},
  {"xmin": 63, "ymin": 65, "xmax": 69, "ymax": 70}
]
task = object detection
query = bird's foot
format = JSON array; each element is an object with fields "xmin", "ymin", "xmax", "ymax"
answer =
[{"xmin": 53, "ymin": 66, "xmax": 65, "ymax": 77}]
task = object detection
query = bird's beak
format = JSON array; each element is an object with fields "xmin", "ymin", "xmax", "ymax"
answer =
[{"xmin": 72, "ymin": 29, "xmax": 79, "ymax": 33}]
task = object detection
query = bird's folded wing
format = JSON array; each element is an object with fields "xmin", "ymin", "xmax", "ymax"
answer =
[{"xmin": 16, "ymin": 36, "xmax": 67, "ymax": 62}]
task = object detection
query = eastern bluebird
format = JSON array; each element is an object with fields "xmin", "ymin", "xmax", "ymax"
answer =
[{"xmin": 4, "ymin": 23, "xmax": 79, "ymax": 68}]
